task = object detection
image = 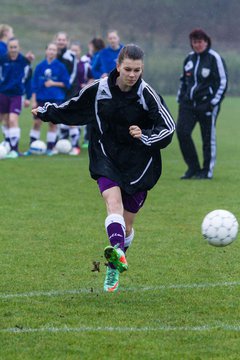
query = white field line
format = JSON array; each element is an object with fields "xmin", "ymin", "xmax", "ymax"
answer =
[
  {"xmin": 1, "ymin": 324, "xmax": 240, "ymax": 334},
  {"xmin": 0, "ymin": 280, "xmax": 240, "ymax": 300}
]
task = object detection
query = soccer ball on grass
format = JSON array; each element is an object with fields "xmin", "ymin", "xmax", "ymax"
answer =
[
  {"xmin": 201, "ymin": 209, "xmax": 239, "ymax": 247},
  {"xmin": 55, "ymin": 139, "xmax": 72, "ymax": 154},
  {"xmin": 30, "ymin": 140, "xmax": 47, "ymax": 155}
]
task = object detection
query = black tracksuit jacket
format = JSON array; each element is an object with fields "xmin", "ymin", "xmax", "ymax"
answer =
[
  {"xmin": 37, "ymin": 69, "xmax": 175, "ymax": 194},
  {"xmin": 177, "ymin": 47, "xmax": 228, "ymax": 111}
]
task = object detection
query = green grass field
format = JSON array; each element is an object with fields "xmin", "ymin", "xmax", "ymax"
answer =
[{"xmin": 0, "ymin": 96, "xmax": 240, "ymax": 359}]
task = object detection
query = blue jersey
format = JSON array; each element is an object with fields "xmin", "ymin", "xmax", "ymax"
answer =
[
  {"xmin": 91, "ymin": 51, "xmax": 103, "ymax": 79},
  {"xmin": 32, "ymin": 58, "xmax": 70, "ymax": 101},
  {"xmin": 0, "ymin": 53, "xmax": 32, "ymax": 98},
  {"xmin": 98, "ymin": 45, "xmax": 124, "ymax": 75},
  {"xmin": 0, "ymin": 41, "xmax": 7, "ymax": 56}
]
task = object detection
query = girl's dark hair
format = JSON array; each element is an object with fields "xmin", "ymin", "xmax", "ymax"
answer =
[
  {"xmin": 90, "ymin": 37, "xmax": 105, "ymax": 52},
  {"xmin": 117, "ymin": 44, "xmax": 144, "ymax": 64}
]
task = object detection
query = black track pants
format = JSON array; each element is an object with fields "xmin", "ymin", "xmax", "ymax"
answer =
[{"xmin": 176, "ymin": 105, "xmax": 219, "ymax": 177}]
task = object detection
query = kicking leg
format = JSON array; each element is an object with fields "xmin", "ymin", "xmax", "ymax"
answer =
[{"xmin": 102, "ymin": 186, "xmax": 128, "ymax": 272}]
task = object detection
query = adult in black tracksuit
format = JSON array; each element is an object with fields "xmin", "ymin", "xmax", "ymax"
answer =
[
  {"xmin": 33, "ymin": 44, "xmax": 175, "ymax": 292},
  {"xmin": 54, "ymin": 32, "xmax": 79, "ymax": 152},
  {"xmin": 177, "ymin": 29, "xmax": 228, "ymax": 179}
]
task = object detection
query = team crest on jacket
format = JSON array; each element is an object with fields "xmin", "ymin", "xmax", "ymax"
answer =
[
  {"xmin": 201, "ymin": 68, "xmax": 210, "ymax": 78},
  {"xmin": 184, "ymin": 60, "xmax": 193, "ymax": 72}
]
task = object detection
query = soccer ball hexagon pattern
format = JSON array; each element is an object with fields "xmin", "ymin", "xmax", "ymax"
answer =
[{"xmin": 201, "ymin": 209, "xmax": 239, "ymax": 247}]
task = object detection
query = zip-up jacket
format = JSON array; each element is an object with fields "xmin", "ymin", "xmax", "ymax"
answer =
[
  {"xmin": 37, "ymin": 69, "xmax": 175, "ymax": 194},
  {"xmin": 0, "ymin": 53, "xmax": 32, "ymax": 99},
  {"xmin": 177, "ymin": 47, "xmax": 227, "ymax": 111}
]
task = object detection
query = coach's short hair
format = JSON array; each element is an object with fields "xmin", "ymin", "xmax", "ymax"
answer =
[{"xmin": 189, "ymin": 28, "xmax": 211, "ymax": 47}]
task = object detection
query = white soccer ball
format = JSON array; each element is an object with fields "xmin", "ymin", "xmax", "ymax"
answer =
[
  {"xmin": 201, "ymin": 209, "xmax": 239, "ymax": 247},
  {"xmin": 55, "ymin": 139, "xmax": 72, "ymax": 154},
  {"xmin": 0, "ymin": 141, "xmax": 11, "ymax": 154},
  {"xmin": 0, "ymin": 144, "xmax": 7, "ymax": 159},
  {"xmin": 30, "ymin": 140, "xmax": 47, "ymax": 155}
]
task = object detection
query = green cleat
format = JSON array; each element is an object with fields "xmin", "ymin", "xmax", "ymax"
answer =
[
  {"xmin": 104, "ymin": 266, "xmax": 119, "ymax": 292},
  {"xmin": 104, "ymin": 245, "xmax": 128, "ymax": 273}
]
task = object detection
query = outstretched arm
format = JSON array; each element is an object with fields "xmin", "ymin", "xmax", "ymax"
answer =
[{"xmin": 32, "ymin": 81, "xmax": 98, "ymax": 126}]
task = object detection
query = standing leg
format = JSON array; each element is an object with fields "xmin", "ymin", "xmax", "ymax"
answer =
[
  {"xmin": 123, "ymin": 210, "xmax": 135, "ymax": 252},
  {"xmin": 5, "ymin": 95, "xmax": 22, "ymax": 157},
  {"xmin": 58, "ymin": 124, "xmax": 69, "ymax": 139},
  {"xmin": 122, "ymin": 189, "xmax": 147, "ymax": 251},
  {"xmin": 1, "ymin": 114, "xmax": 8, "ymax": 139},
  {"xmin": 176, "ymin": 106, "xmax": 201, "ymax": 178},
  {"xmin": 6, "ymin": 113, "xmax": 21, "ymax": 155},
  {"xmin": 46, "ymin": 122, "xmax": 58, "ymax": 152},
  {"xmin": 30, "ymin": 118, "xmax": 42, "ymax": 144},
  {"xmin": 24, "ymin": 118, "xmax": 42, "ymax": 156},
  {"xmin": 69, "ymin": 126, "xmax": 81, "ymax": 155},
  {"xmin": 0, "ymin": 93, "xmax": 9, "ymax": 139}
]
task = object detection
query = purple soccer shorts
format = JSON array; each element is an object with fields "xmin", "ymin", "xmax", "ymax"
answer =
[
  {"xmin": 97, "ymin": 177, "xmax": 147, "ymax": 214},
  {"xmin": 0, "ymin": 93, "xmax": 22, "ymax": 114}
]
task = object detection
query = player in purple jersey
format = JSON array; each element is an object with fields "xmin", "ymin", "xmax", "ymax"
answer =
[
  {"xmin": 0, "ymin": 38, "xmax": 32, "ymax": 157},
  {"xmin": 32, "ymin": 44, "xmax": 175, "ymax": 292},
  {"xmin": 24, "ymin": 42, "xmax": 70, "ymax": 155}
]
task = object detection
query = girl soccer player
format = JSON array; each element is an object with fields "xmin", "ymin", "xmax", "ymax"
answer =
[{"xmin": 32, "ymin": 44, "xmax": 175, "ymax": 292}]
